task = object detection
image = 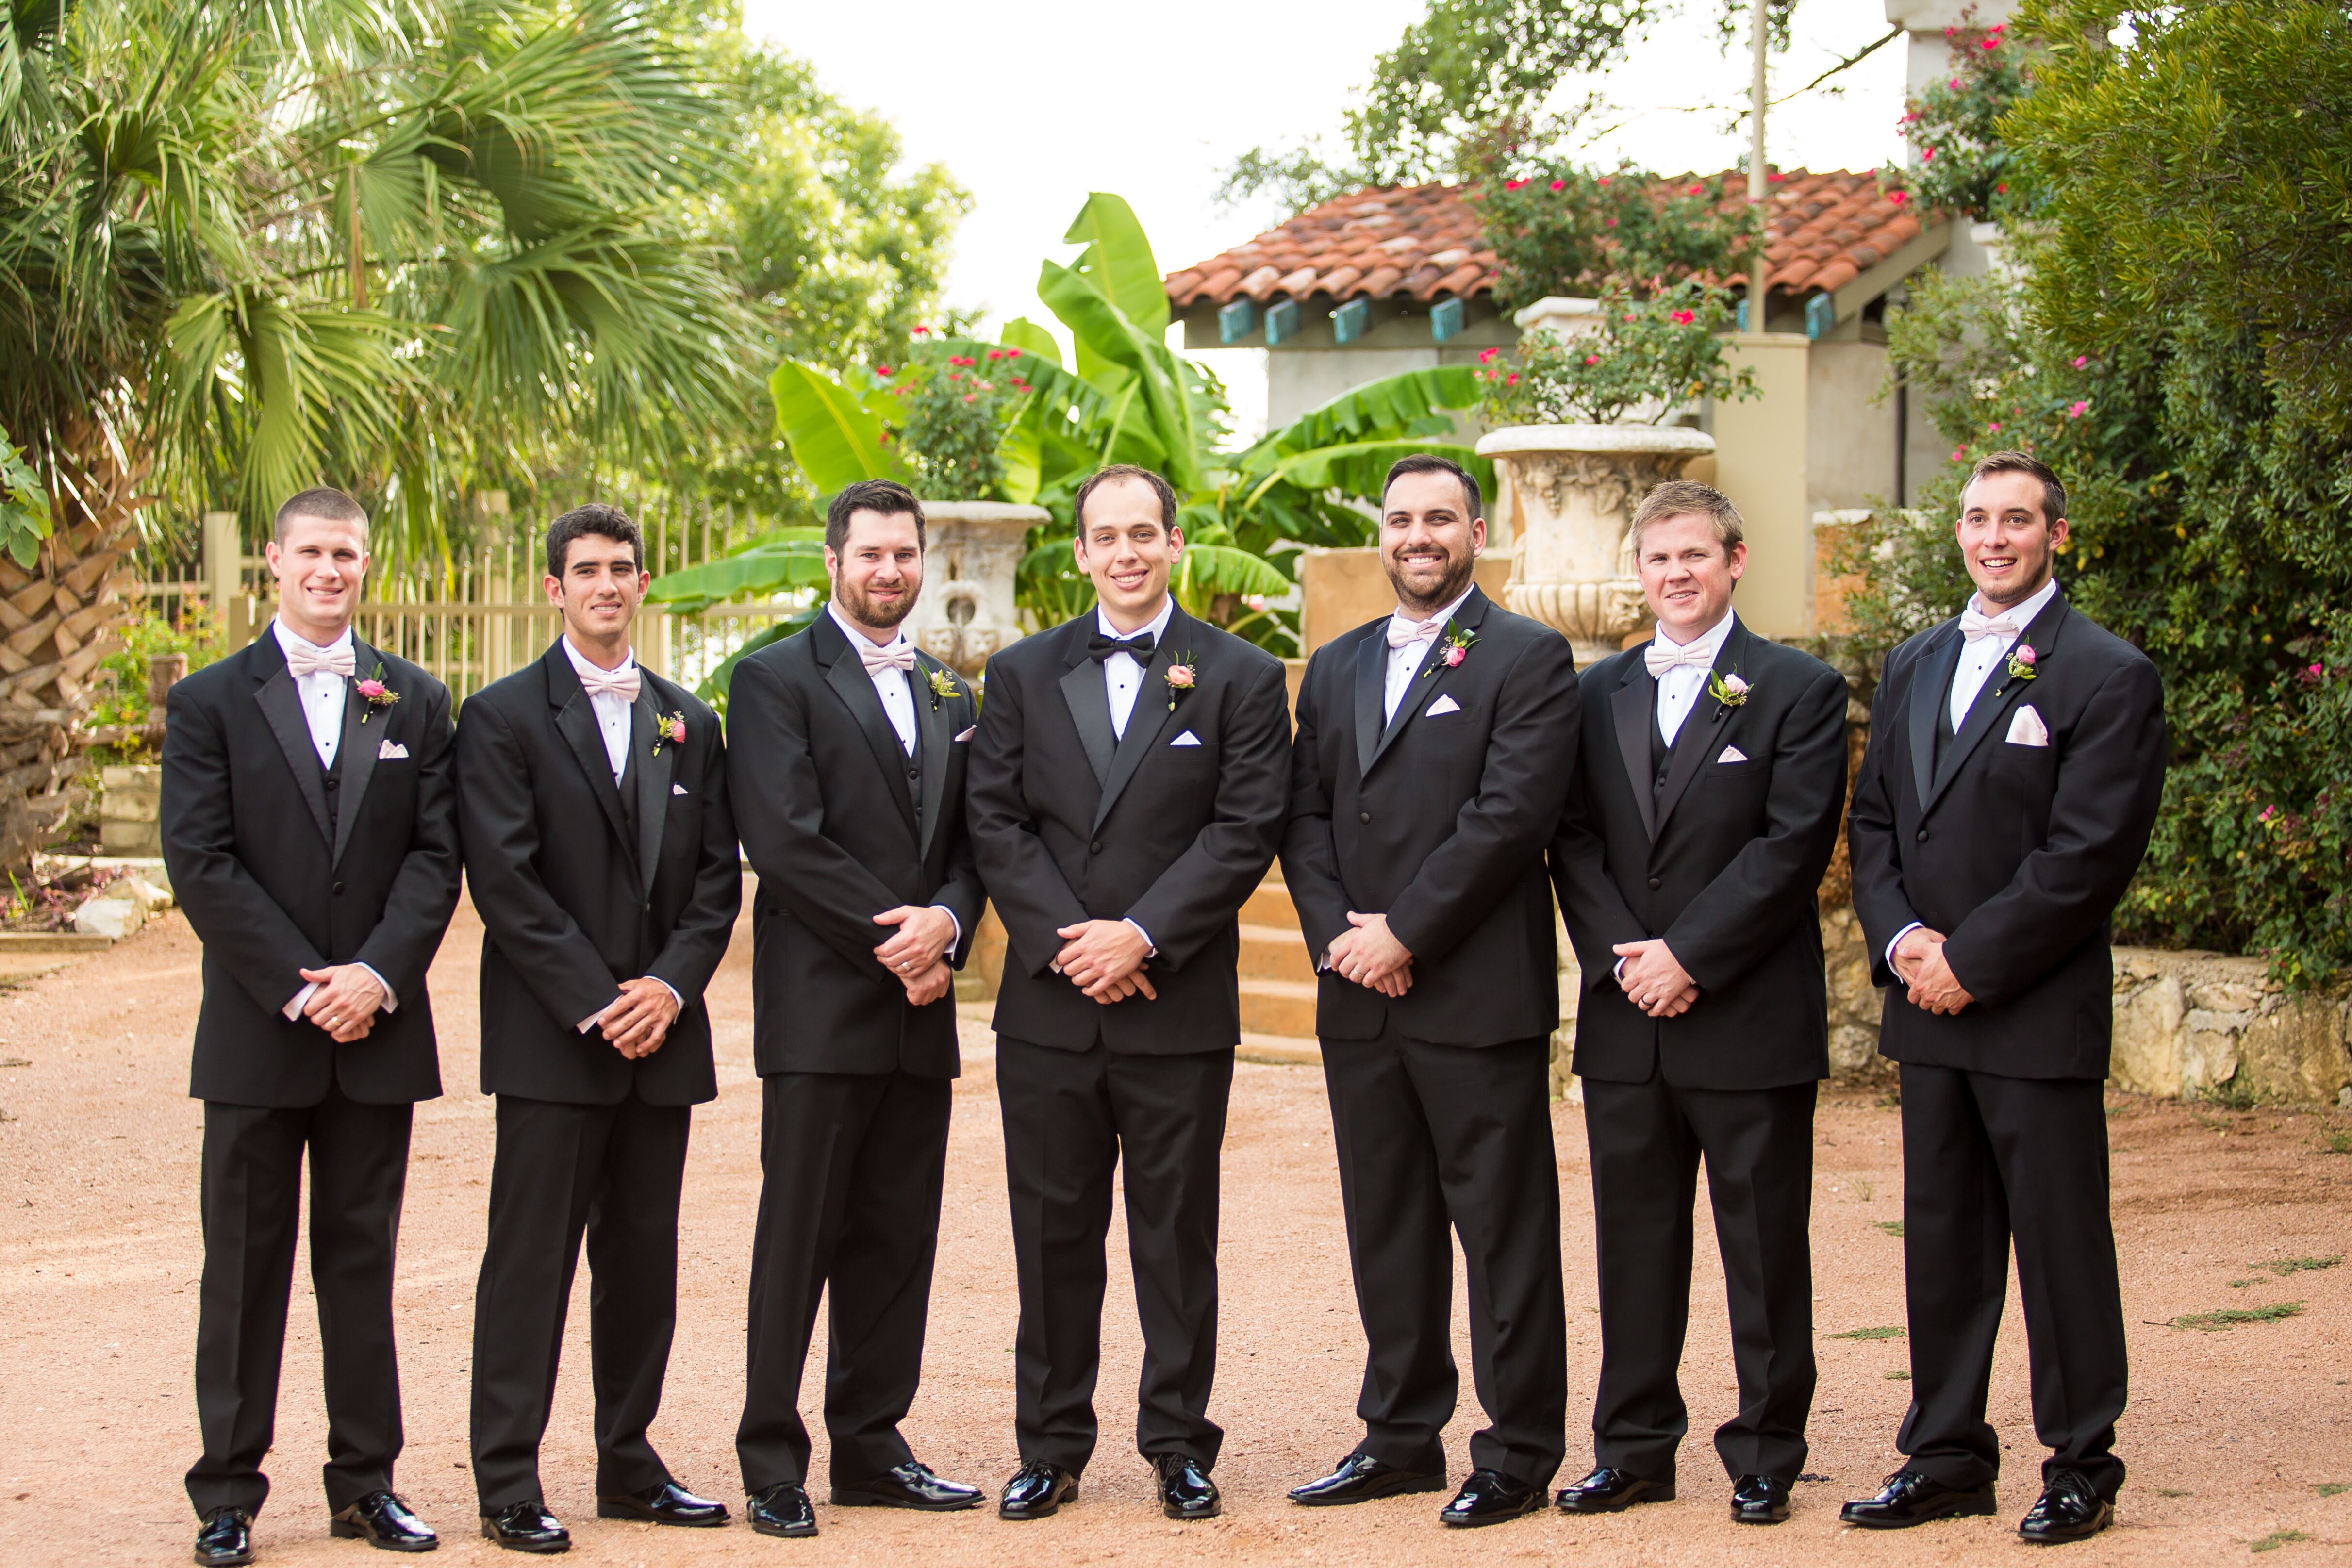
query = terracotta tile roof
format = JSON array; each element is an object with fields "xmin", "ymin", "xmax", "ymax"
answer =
[{"xmin": 1164, "ymin": 169, "xmax": 1928, "ymax": 310}]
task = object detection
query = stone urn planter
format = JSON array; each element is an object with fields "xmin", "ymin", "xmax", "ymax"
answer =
[
  {"xmin": 904, "ymin": 500, "xmax": 1047, "ymax": 676},
  {"xmin": 1474, "ymin": 424, "xmax": 1716, "ymax": 667}
]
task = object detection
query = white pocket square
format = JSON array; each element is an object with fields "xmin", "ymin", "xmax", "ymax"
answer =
[
  {"xmin": 1426, "ymin": 693, "xmax": 1462, "ymax": 717},
  {"xmin": 376, "ymin": 740, "xmax": 408, "ymax": 760},
  {"xmin": 2006, "ymin": 705, "xmax": 2051, "ymax": 747},
  {"xmin": 1170, "ymin": 730, "xmax": 1202, "ymax": 747},
  {"xmin": 953, "ymin": 726, "xmax": 976, "ymax": 742},
  {"xmin": 672, "ymin": 783, "xmax": 689, "ymax": 795},
  {"xmin": 1717, "ymin": 745, "xmax": 1748, "ymax": 764}
]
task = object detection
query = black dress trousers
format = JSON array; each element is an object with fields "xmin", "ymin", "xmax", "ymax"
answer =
[
  {"xmin": 1896, "ymin": 1063, "xmax": 2129, "ymax": 1500},
  {"xmin": 1581, "ymin": 1075, "xmax": 1818, "ymax": 1483},
  {"xmin": 469, "ymin": 1091, "xmax": 691, "ymax": 1510},
  {"xmin": 737, "ymin": 1070, "xmax": 953, "ymax": 1492},
  {"xmin": 186, "ymin": 1082, "xmax": 415, "ymax": 1518},
  {"xmin": 1319, "ymin": 1024, "xmax": 1566, "ymax": 1487},
  {"xmin": 995, "ymin": 1035, "xmax": 1233, "ymax": 1476}
]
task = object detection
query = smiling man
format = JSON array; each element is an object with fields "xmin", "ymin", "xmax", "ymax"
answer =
[
  {"xmin": 966, "ymin": 464, "xmax": 1290, "ymax": 1524},
  {"xmin": 454, "ymin": 503, "xmax": 742, "ymax": 1551},
  {"xmin": 1546, "ymin": 480, "xmax": 1848, "ymax": 1527},
  {"xmin": 164, "ymin": 488, "xmax": 462, "ymax": 1567},
  {"xmin": 1844, "ymin": 452, "xmax": 2166, "ymax": 1543},
  {"xmin": 1280, "ymin": 454, "xmax": 1578, "ymax": 1529}
]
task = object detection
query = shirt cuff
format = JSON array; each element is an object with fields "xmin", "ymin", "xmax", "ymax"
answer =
[
  {"xmin": 578, "ymin": 979, "xmax": 683, "ymax": 1034},
  {"xmin": 283, "ymin": 981, "xmax": 317, "ymax": 1022},
  {"xmin": 1885, "ymin": 921, "xmax": 1925, "ymax": 971},
  {"xmin": 1123, "ymin": 917, "xmax": 1156, "ymax": 957},
  {"xmin": 932, "ymin": 905, "xmax": 963, "ymax": 954},
  {"xmin": 1613, "ymin": 956, "xmax": 1627, "ymax": 981}
]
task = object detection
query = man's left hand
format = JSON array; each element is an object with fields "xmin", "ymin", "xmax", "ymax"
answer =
[
  {"xmin": 1906, "ymin": 939, "xmax": 1975, "ymax": 1016},
  {"xmin": 1328, "ymin": 912, "xmax": 1411, "ymax": 988},
  {"xmin": 1612, "ymin": 939, "xmax": 1696, "ymax": 1015},
  {"xmin": 1054, "ymin": 919, "xmax": 1151, "ymax": 998},
  {"xmin": 874, "ymin": 905, "xmax": 957, "ymax": 979},
  {"xmin": 300, "ymin": 965, "xmax": 387, "ymax": 1043},
  {"xmin": 902, "ymin": 960, "xmax": 954, "ymax": 1008},
  {"xmin": 601, "ymin": 976, "xmax": 681, "ymax": 1058}
]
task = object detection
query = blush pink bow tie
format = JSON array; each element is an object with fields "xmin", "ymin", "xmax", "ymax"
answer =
[
  {"xmin": 576, "ymin": 662, "xmax": 641, "ymax": 702},
  {"xmin": 1385, "ymin": 615, "xmax": 1444, "ymax": 650},
  {"xmin": 283, "ymin": 639, "xmax": 355, "ymax": 679},
  {"xmin": 1644, "ymin": 638, "xmax": 1716, "ymax": 676},
  {"xmin": 859, "ymin": 639, "xmax": 918, "ymax": 675}
]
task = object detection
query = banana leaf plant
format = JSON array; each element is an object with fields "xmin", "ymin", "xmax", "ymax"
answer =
[{"xmin": 654, "ymin": 193, "xmax": 1493, "ymax": 658}]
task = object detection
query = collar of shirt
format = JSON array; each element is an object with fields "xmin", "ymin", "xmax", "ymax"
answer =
[
  {"xmin": 1949, "ymin": 576, "xmax": 2060, "ymax": 731},
  {"xmin": 828, "ymin": 600, "xmax": 914, "ymax": 662},
  {"xmin": 1652, "ymin": 606, "xmax": 1737, "ymax": 669},
  {"xmin": 831, "ymin": 602, "xmax": 919, "ymax": 756},
  {"xmin": 1387, "ymin": 582, "xmax": 1478, "ymax": 657},
  {"xmin": 1652, "ymin": 609, "xmax": 1738, "ymax": 746},
  {"xmin": 561, "ymin": 634, "xmax": 637, "ymax": 783},
  {"xmin": 560, "ymin": 632, "xmax": 637, "ymax": 692},
  {"xmin": 1094, "ymin": 594, "xmax": 1176, "ymax": 654},
  {"xmin": 1961, "ymin": 575, "xmax": 2059, "ymax": 644},
  {"xmin": 272, "ymin": 617, "xmax": 354, "ymax": 671}
]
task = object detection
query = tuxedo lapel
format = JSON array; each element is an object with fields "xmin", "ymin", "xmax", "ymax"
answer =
[
  {"xmin": 1368, "ymin": 587, "xmax": 1489, "ymax": 775},
  {"xmin": 913, "ymin": 654, "xmax": 952, "ymax": 860},
  {"xmin": 819, "ymin": 620, "xmax": 921, "ymax": 846},
  {"xmin": 1908, "ymin": 626, "xmax": 1962, "ymax": 813},
  {"xmin": 329, "ymin": 637, "xmax": 385, "ymax": 869},
  {"xmin": 631, "ymin": 683, "xmax": 673, "ymax": 883},
  {"xmin": 1058, "ymin": 629, "xmax": 1117, "ymax": 788},
  {"xmin": 1926, "ymin": 594, "xmax": 2070, "ymax": 814},
  {"xmin": 1610, "ymin": 665, "xmax": 1657, "ymax": 841},
  {"xmin": 546, "ymin": 645, "xmax": 635, "ymax": 863},
  {"xmin": 1652, "ymin": 618, "xmax": 1748, "ymax": 842},
  {"xmin": 1352, "ymin": 627, "xmax": 1386, "ymax": 780},
  {"xmin": 1093, "ymin": 610, "xmax": 1187, "ymax": 834},
  {"xmin": 249, "ymin": 639, "xmax": 333, "ymax": 849}
]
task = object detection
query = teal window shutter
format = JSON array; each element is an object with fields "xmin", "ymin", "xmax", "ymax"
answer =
[
  {"xmin": 1805, "ymin": 293, "xmax": 1835, "ymax": 340},
  {"xmin": 1265, "ymin": 298, "xmax": 1300, "ymax": 346},
  {"xmin": 1331, "ymin": 298, "xmax": 1370, "ymax": 344},
  {"xmin": 1219, "ymin": 299, "xmax": 1257, "ymax": 344},
  {"xmin": 1430, "ymin": 297, "xmax": 1464, "ymax": 342}
]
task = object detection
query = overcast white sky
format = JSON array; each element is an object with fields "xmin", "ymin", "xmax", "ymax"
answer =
[{"xmin": 740, "ymin": 0, "xmax": 1913, "ymax": 435}]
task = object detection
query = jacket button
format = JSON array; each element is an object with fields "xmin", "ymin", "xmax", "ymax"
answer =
[
  {"xmin": 1090, "ymin": 841, "xmax": 1102, "ymax": 855},
  {"xmin": 908, "ymin": 766, "xmax": 919, "ymax": 780},
  {"xmin": 1647, "ymin": 876, "xmax": 1661, "ymax": 890},
  {"xmin": 1358, "ymin": 811, "xmax": 1372, "ymax": 824},
  {"xmin": 332, "ymin": 880, "xmax": 345, "ymax": 895},
  {"xmin": 1917, "ymin": 828, "xmax": 1931, "ymax": 843}
]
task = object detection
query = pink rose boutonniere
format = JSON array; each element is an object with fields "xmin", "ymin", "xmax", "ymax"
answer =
[
  {"xmin": 2006, "ymin": 644, "xmax": 2038, "ymax": 683},
  {"xmin": 1164, "ymin": 654, "xmax": 1197, "ymax": 711},
  {"xmin": 355, "ymin": 664, "xmax": 399, "ymax": 724},
  {"xmin": 652, "ymin": 710, "xmax": 687, "ymax": 755},
  {"xmin": 1706, "ymin": 671, "xmax": 1750, "ymax": 710},
  {"xmin": 925, "ymin": 666, "xmax": 961, "ymax": 710},
  {"xmin": 1423, "ymin": 626, "xmax": 1477, "ymax": 678}
]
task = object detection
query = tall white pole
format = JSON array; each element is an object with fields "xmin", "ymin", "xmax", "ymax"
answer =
[{"xmin": 1748, "ymin": 0, "xmax": 1771, "ymax": 330}]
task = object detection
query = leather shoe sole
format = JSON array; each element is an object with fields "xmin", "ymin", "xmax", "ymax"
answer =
[
  {"xmin": 2021, "ymin": 1500, "xmax": 2113, "ymax": 1544},
  {"xmin": 1556, "ymin": 1479, "xmax": 1675, "ymax": 1514},
  {"xmin": 1842, "ymin": 1488, "xmax": 1999, "ymax": 1529},
  {"xmin": 594, "ymin": 1499, "xmax": 728, "ymax": 1527},
  {"xmin": 829, "ymin": 1484, "xmax": 981, "ymax": 1512},
  {"xmin": 1731, "ymin": 1498, "xmax": 1789, "ymax": 1525},
  {"xmin": 749, "ymin": 1517, "xmax": 817, "ymax": 1539},
  {"xmin": 477, "ymin": 1520, "xmax": 569, "ymax": 1554},
  {"xmin": 1291, "ymin": 1471, "xmax": 1448, "ymax": 1507},
  {"xmin": 331, "ymin": 1518, "xmax": 439, "ymax": 1552}
]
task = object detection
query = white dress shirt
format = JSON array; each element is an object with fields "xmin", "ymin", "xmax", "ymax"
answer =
[
  {"xmin": 1099, "ymin": 595, "xmax": 1177, "ymax": 740},
  {"xmin": 1652, "ymin": 608, "xmax": 1738, "ymax": 746},
  {"xmin": 271, "ymin": 619, "xmax": 396, "ymax": 1022},
  {"xmin": 1384, "ymin": 582, "xmax": 1478, "ymax": 722},
  {"xmin": 1884, "ymin": 576, "xmax": 2062, "ymax": 971},
  {"xmin": 828, "ymin": 603, "xmax": 920, "ymax": 756},
  {"xmin": 561, "ymin": 635, "xmax": 638, "ymax": 784}
]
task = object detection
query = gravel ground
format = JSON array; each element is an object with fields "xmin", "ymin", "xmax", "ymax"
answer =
[{"xmin": 2, "ymin": 899, "xmax": 2350, "ymax": 1566}]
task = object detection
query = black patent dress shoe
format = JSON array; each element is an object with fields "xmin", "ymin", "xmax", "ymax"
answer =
[
  {"xmin": 194, "ymin": 1508, "xmax": 253, "ymax": 1568},
  {"xmin": 745, "ymin": 1484, "xmax": 817, "ymax": 1538},
  {"xmin": 331, "ymin": 1492, "xmax": 438, "ymax": 1552},
  {"xmin": 996, "ymin": 1461, "xmax": 1078, "ymax": 1520},
  {"xmin": 1288, "ymin": 1452, "xmax": 1449, "ymax": 1506},
  {"xmin": 831, "ymin": 1460, "xmax": 983, "ymax": 1511},
  {"xmin": 1555, "ymin": 1466, "xmax": 1675, "ymax": 1514},
  {"xmin": 1730, "ymin": 1474, "xmax": 1791, "ymax": 1524},
  {"xmin": 2018, "ymin": 1470, "xmax": 2113, "ymax": 1544},
  {"xmin": 1152, "ymin": 1456, "xmax": 1220, "ymax": 1520},
  {"xmin": 1839, "ymin": 1468, "xmax": 1998, "ymax": 1529},
  {"xmin": 596, "ymin": 1480, "xmax": 729, "ymax": 1527},
  {"xmin": 1439, "ymin": 1469, "xmax": 1544, "ymax": 1527},
  {"xmin": 478, "ymin": 1502, "xmax": 569, "ymax": 1554}
]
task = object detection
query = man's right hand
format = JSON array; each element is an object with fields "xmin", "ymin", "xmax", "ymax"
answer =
[
  {"xmin": 902, "ymin": 959, "xmax": 955, "ymax": 1007},
  {"xmin": 1892, "ymin": 926, "xmax": 1947, "ymax": 987}
]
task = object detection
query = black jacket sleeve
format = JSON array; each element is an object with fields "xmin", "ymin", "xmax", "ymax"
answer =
[
  {"xmin": 350, "ymin": 678, "xmax": 462, "ymax": 1006},
  {"xmin": 1848, "ymin": 648, "xmax": 1927, "ymax": 988},
  {"xmin": 1548, "ymin": 681, "xmax": 1648, "ymax": 992},
  {"xmin": 1279, "ymin": 651, "xmax": 1352, "ymax": 963},
  {"xmin": 965, "ymin": 655, "xmax": 1091, "ymax": 977},
  {"xmin": 645, "ymin": 707, "xmax": 744, "ymax": 1001}
]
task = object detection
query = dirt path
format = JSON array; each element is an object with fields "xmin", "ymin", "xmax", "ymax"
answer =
[{"xmin": 2, "ymin": 902, "xmax": 2349, "ymax": 1565}]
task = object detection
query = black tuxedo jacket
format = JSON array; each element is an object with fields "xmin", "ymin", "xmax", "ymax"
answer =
[
  {"xmin": 162, "ymin": 631, "xmax": 462, "ymax": 1107},
  {"xmin": 966, "ymin": 605, "xmax": 1289, "ymax": 1054},
  {"xmin": 727, "ymin": 611, "xmax": 982, "ymax": 1077},
  {"xmin": 1848, "ymin": 590, "xmax": 2165, "ymax": 1080},
  {"xmin": 1282, "ymin": 587, "xmax": 1579, "ymax": 1048},
  {"xmin": 456, "ymin": 642, "xmax": 741, "ymax": 1106},
  {"xmin": 1548, "ymin": 616, "xmax": 1848, "ymax": 1089}
]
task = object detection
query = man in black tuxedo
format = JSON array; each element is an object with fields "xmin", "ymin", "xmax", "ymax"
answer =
[
  {"xmin": 726, "ymin": 479, "xmax": 987, "ymax": 1538},
  {"xmin": 1280, "ymin": 454, "xmax": 1579, "ymax": 1529},
  {"xmin": 164, "ymin": 487, "xmax": 463, "ymax": 1567},
  {"xmin": 1843, "ymin": 452, "xmax": 2165, "ymax": 1544},
  {"xmin": 1546, "ymin": 481, "xmax": 1848, "ymax": 1526},
  {"xmin": 966, "ymin": 463, "xmax": 1289, "ymax": 1523},
  {"xmin": 456, "ymin": 504, "xmax": 742, "ymax": 1551}
]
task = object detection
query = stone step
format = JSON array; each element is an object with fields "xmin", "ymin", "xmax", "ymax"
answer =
[
  {"xmin": 1237, "ymin": 1031, "xmax": 1320, "ymax": 1067},
  {"xmin": 1241, "ymin": 875, "xmax": 1298, "ymax": 928},
  {"xmin": 1237, "ymin": 921, "xmax": 1315, "ymax": 983},
  {"xmin": 1239, "ymin": 976, "xmax": 1319, "ymax": 1039}
]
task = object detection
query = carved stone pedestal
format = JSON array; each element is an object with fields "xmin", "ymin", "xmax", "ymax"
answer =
[{"xmin": 904, "ymin": 501, "xmax": 1047, "ymax": 676}]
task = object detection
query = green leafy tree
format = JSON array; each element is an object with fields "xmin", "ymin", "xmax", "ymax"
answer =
[{"xmin": 1475, "ymin": 162, "xmax": 1756, "ymax": 311}]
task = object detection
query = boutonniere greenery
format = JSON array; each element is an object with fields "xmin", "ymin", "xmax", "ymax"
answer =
[
  {"xmin": 2006, "ymin": 644, "xmax": 2039, "ymax": 683},
  {"xmin": 354, "ymin": 664, "xmax": 399, "ymax": 724},
  {"xmin": 1706, "ymin": 670, "xmax": 1750, "ymax": 710},
  {"xmin": 1423, "ymin": 625, "xmax": 1476, "ymax": 678},
  {"xmin": 652, "ymin": 710, "xmax": 686, "ymax": 754},
  {"xmin": 925, "ymin": 665, "xmax": 961, "ymax": 710},
  {"xmin": 1163, "ymin": 653, "xmax": 1197, "ymax": 711}
]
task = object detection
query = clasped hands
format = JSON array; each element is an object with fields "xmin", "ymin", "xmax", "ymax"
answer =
[
  {"xmin": 874, "ymin": 905, "xmax": 957, "ymax": 1007},
  {"xmin": 1326, "ymin": 912, "xmax": 1411, "ymax": 997},
  {"xmin": 1613, "ymin": 939, "xmax": 1698, "ymax": 1018},
  {"xmin": 298, "ymin": 963, "xmax": 387, "ymax": 1043},
  {"xmin": 1052, "ymin": 919, "xmax": 1158, "ymax": 1005},
  {"xmin": 599, "ymin": 976, "xmax": 681, "ymax": 1059},
  {"xmin": 1892, "ymin": 926, "xmax": 1974, "ymax": 1015}
]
